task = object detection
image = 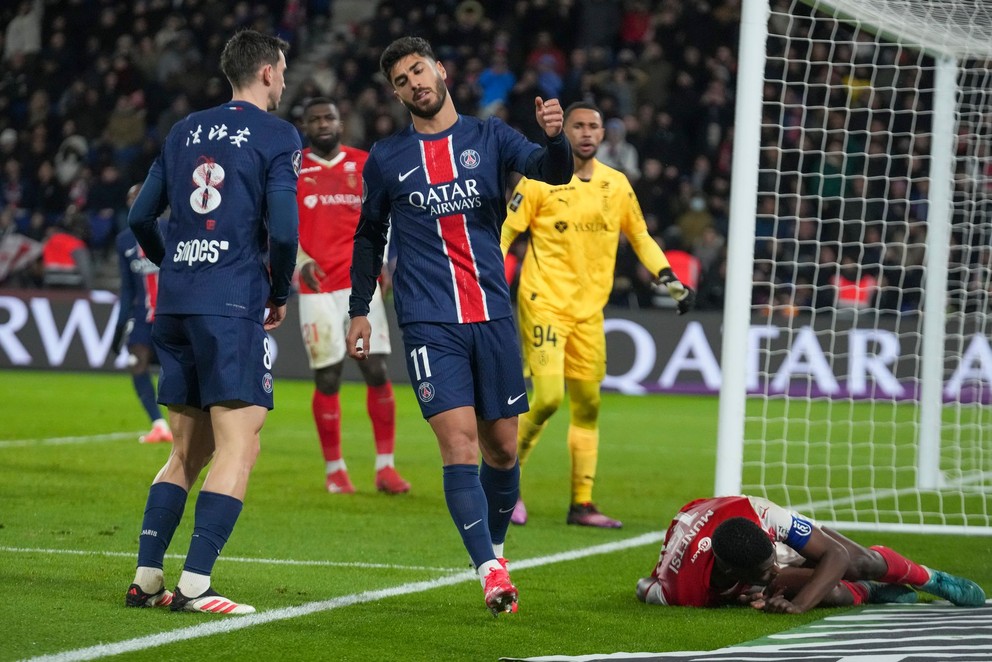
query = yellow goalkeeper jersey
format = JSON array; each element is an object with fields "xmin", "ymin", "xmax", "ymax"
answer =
[{"xmin": 502, "ymin": 160, "xmax": 670, "ymax": 320}]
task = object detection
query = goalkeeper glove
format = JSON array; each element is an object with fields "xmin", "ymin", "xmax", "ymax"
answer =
[
  {"xmin": 653, "ymin": 267, "xmax": 696, "ymax": 315},
  {"xmin": 112, "ymin": 318, "xmax": 134, "ymax": 354}
]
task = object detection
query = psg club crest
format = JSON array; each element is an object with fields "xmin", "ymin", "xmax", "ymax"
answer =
[
  {"xmin": 417, "ymin": 381, "xmax": 435, "ymax": 403},
  {"xmin": 459, "ymin": 149, "xmax": 480, "ymax": 169},
  {"xmin": 262, "ymin": 372, "xmax": 273, "ymax": 393}
]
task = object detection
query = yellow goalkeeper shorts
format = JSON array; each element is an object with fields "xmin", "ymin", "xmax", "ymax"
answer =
[{"xmin": 517, "ymin": 299, "xmax": 606, "ymax": 382}]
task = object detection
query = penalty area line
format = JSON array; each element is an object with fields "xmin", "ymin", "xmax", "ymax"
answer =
[{"xmin": 26, "ymin": 532, "xmax": 663, "ymax": 662}]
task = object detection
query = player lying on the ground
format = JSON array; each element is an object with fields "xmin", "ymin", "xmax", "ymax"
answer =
[{"xmin": 636, "ymin": 495, "xmax": 986, "ymax": 613}]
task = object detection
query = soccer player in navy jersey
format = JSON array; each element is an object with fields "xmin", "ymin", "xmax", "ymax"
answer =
[
  {"xmin": 346, "ymin": 36, "xmax": 573, "ymax": 616},
  {"xmin": 113, "ymin": 183, "xmax": 172, "ymax": 445},
  {"xmin": 124, "ymin": 29, "xmax": 301, "ymax": 615}
]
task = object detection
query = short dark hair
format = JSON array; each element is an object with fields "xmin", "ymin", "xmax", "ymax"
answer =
[
  {"xmin": 303, "ymin": 97, "xmax": 336, "ymax": 115},
  {"xmin": 564, "ymin": 101, "xmax": 602, "ymax": 122},
  {"xmin": 380, "ymin": 36, "xmax": 436, "ymax": 83},
  {"xmin": 711, "ymin": 517, "xmax": 774, "ymax": 570},
  {"xmin": 220, "ymin": 30, "xmax": 289, "ymax": 90}
]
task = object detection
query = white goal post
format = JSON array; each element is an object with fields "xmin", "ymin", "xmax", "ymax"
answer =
[{"xmin": 716, "ymin": 0, "xmax": 992, "ymax": 534}]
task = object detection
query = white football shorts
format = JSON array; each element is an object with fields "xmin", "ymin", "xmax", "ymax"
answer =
[{"xmin": 299, "ymin": 286, "xmax": 392, "ymax": 369}]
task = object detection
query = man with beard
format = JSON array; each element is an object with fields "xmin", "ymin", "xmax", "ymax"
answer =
[
  {"xmin": 346, "ymin": 36, "xmax": 572, "ymax": 616},
  {"xmin": 296, "ymin": 97, "xmax": 410, "ymax": 495},
  {"xmin": 501, "ymin": 102, "xmax": 694, "ymax": 530}
]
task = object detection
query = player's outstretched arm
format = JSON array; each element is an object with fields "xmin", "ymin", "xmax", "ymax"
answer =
[
  {"xmin": 346, "ymin": 316, "xmax": 371, "ymax": 360},
  {"xmin": 773, "ymin": 527, "xmax": 850, "ymax": 614}
]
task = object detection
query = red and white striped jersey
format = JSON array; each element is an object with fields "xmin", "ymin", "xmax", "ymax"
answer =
[{"xmin": 357, "ymin": 116, "xmax": 549, "ymax": 325}]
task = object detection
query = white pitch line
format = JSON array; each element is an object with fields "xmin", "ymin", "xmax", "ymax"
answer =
[
  {"xmin": 23, "ymin": 532, "xmax": 663, "ymax": 662},
  {"xmin": 0, "ymin": 547, "xmax": 456, "ymax": 573},
  {"xmin": 0, "ymin": 432, "xmax": 141, "ymax": 448}
]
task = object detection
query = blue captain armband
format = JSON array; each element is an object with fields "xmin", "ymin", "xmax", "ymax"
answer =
[{"xmin": 785, "ymin": 515, "xmax": 814, "ymax": 550}]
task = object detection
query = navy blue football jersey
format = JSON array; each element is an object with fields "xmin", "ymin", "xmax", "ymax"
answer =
[
  {"xmin": 147, "ymin": 102, "xmax": 301, "ymax": 319},
  {"xmin": 115, "ymin": 228, "xmax": 159, "ymax": 324},
  {"xmin": 360, "ymin": 116, "xmax": 552, "ymax": 325}
]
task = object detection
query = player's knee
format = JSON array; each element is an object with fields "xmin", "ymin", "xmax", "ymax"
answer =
[
  {"xmin": 529, "ymin": 391, "xmax": 563, "ymax": 421},
  {"xmin": 570, "ymin": 398, "xmax": 600, "ymax": 427},
  {"xmin": 314, "ymin": 365, "xmax": 343, "ymax": 394},
  {"xmin": 361, "ymin": 357, "xmax": 389, "ymax": 387},
  {"xmin": 849, "ymin": 547, "xmax": 887, "ymax": 580}
]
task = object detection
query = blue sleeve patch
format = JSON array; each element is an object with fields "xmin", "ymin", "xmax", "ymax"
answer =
[{"xmin": 785, "ymin": 515, "xmax": 814, "ymax": 550}]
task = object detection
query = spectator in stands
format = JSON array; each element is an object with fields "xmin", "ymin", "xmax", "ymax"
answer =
[
  {"xmin": 675, "ymin": 190, "xmax": 714, "ymax": 248},
  {"xmin": 31, "ymin": 160, "xmax": 66, "ymax": 222},
  {"xmin": 4, "ymin": 0, "xmax": 43, "ymax": 63},
  {"xmin": 830, "ymin": 254, "xmax": 878, "ymax": 310},
  {"xmin": 41, "ymin": 211, "xmax": 92, "ymax": 289},
  {"xmin": 477, "ymin": 51, "xmax": 516, "ymax": 119},
  {"xmin": 596, "ymin": 117, "xmax": 640, "ymax": 183}
]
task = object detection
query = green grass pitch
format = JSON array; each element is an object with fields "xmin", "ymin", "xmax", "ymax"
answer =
[{"xmin": 1, "ymin": 370, "xmax": 989, "ymax": 661}]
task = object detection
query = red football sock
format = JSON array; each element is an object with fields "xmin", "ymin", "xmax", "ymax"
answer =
[
  {"xmin": 841, "ymin": 580, "xmax": 868, "ymax": 605},
  {"xmin": 870, "ymin": 545, "xmax": 930, "ymax": 585},
  {"xmin": 367, "ymin": 383, "xmax": 396, "ymax": 455},
  {"xmin": 313, "ymin": 391, "xmax": 342, "ymax": 462}
]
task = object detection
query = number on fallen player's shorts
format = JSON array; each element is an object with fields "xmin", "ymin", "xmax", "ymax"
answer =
[
  {"xmin": 409, "ymin": 345, "xmax": 432, "ymax": 381},
  {"xmin": 263, "ymin": 336, "xmax": 272, "ymax": 370},
  {"xmin": 532, "ymin": 324, "xmax": 557, "ymax": 347}
]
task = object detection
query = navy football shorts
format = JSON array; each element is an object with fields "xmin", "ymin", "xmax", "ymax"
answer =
[
  {"xmin": 153, "ymin": 314, "xmax": 275, "ymax": 410},
  {"xmin": 127, "ymin": 317, "xmax": 154, "ymax": 348},
  {"xmin": 401, "ymin": 317, "xmax": 529, "ymax": 420}
]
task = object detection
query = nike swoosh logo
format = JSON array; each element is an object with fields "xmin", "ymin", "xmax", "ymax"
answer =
[
  {"xmin": 398, "ymin": 166, "xmax": 420, "ymax": 182},
  {"xmin": 507, "ymin": 393, "xmax": 526, "ymax": 405},
  {"xmin": 125, "ymin": 247, "xmax": 137, "ymax": 257},
  {"xmin": 498, "ymin": 507, "xmax": 515, "ymax": 513},
  {"xmin": 463, "ymin": 518, "xmax": 482, "ymax": 530}
]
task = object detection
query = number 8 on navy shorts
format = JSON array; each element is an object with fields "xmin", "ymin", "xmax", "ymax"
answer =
[
  {"xmin": 401, "ymin": 317, "xmax": 529, "ymax": 420},
  {"xmin": 154, "ymin": 313, "xmax": 275, "ymax": 410}
]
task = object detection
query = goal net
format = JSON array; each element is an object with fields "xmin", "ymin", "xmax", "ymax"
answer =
[{"xmin": 716, "ymin": 0, "xmax": 992, "ymax": 534}]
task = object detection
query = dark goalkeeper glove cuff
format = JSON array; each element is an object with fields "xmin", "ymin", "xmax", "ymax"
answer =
[{"xmin": 653, "ymin": 267, "xmax": 696, "ymax": 315}]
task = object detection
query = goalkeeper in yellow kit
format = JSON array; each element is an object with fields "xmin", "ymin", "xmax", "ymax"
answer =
[{"xmin": 501, "ymin": 101, "xmax": 695, "ymax": 528}]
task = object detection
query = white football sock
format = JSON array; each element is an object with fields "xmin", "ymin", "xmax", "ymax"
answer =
[
  {"xmin": 133, "ymin": 566, "xmax": 164, "ymax": 592},
  {"xmin": 177, "ymin": 570, "xmax": 211, "ymax": 598},
  {"xmin": 374, "ymin": 453, "xmax": 394, "ymax": 471},
  {"xmin": 477, "ymin": 560, "xmax": 502, "ymax": 586}
]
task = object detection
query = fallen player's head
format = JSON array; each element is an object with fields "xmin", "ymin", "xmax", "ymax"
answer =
[{"xmin": 712, "ymin": 517, "xmax": 776, "ymax": 584}]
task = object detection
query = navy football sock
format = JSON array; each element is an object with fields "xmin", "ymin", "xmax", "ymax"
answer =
[
  {"xmin": 132, "ymin": 373, "xmax": 161, "ymax": 423},
  {"xmin": 442, "ymin": 464, "xmax": 494, "ymax": 569},
  {"xmin": 137, "ymin": 482, "xmax": 188, "ymax": 570},
  {"xmin": 183, "ymin": 491, "xmax": 243, "ymax": 577},
  {"xmin": 479, "ymin": 459, "xmax": 519, "ymax": 547}
]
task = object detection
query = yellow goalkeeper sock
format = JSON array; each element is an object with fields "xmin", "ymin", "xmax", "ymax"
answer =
[
  {"xmin": 517, "ymin": 413, "xmax": 546, "ymax": 468},
  {"xmin": 567, "ymin": 425, "xmax": 599, "ymax": 504}
]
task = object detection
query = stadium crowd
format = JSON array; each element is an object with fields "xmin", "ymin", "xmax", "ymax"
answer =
[{"xmin": 0, "ymin": 0, "xmax": 987, "ymax": 315}]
